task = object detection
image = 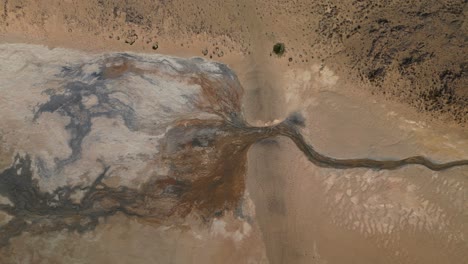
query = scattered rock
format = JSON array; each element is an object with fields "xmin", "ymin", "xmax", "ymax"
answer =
[
  {"xmin": 125, "ymin": 8, "xmax": 144, "ymax": 25},
  {"xmin": 124, "ymin": 30, "xmax": 138, "ymax": 45},
  {"xmin": 367, "ymin": 67, "xmax": 385, "ymax": 82},
  {"xmin": 152, "ymin": 43, "xmax": 159, "ymax": 50},
  {"xmin": 202, "ymin": 48, "xmax": 208, "ymax": 56}
]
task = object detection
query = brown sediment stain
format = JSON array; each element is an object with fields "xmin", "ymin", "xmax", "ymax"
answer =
[
  {"xmin": 193, "ymin": 74, "xmax": 244, "ymax": 120},
  {"xmin": 100, "ymin": 57, "xmax": 159, "ymax": 80},
  {"xmin": 164, "ymin": 121, "xmax": 273, "ymax": 218},
  {"xmin": 1, "ymin": 57, "xmax": 468, "ymax": 249},
  {"xmin": 0, "ymin": 119, "xmax": 265, "ymax": 247},
  {"xmin": 1, "ymin": 112, "xmax": 467, "ymax": 248}
]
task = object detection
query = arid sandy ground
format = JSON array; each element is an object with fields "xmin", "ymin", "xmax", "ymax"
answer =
[
  {"xmin": 0, "ymin": 0, "xmax": 467, "ymax": 263},
  {"xmin": 1, "ymin": 0, "xmax": 466, "ymax": 124}
]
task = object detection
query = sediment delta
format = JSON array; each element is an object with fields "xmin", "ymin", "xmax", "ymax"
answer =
[{"xmin": 0, "ymin": 1, "xmax": 467, "ymax": 263}]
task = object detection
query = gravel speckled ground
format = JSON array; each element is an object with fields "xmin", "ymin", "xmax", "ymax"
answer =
[{"xmin": 1, "ymin": 0, "xmax": 466, "ymax": 123}]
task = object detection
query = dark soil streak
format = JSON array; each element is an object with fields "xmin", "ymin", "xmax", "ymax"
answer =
[
  {"xmin": 1, "ymin": 114, "xmax": 468, "ymax": 247},
  {"xmin": 1, "ymin": 54, "xmax": 467, "ymax": 248},
  {"xmin": 271, "ymin": 119, "xmax": 468, "ymax": 171}
]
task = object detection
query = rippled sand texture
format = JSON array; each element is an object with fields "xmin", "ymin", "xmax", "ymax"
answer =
[{"xmin": 0, "ymin": 44, "xmax": 468, "ymax": 263}]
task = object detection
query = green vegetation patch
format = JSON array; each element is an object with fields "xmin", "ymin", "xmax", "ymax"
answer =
[{"xmin": 273, "ymin": 43, "xmax": 285, "ymax": 56}]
